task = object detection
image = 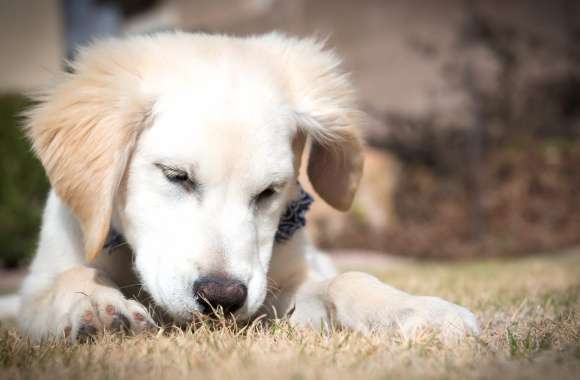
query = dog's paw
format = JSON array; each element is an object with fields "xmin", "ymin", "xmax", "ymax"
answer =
[
  {"xmin": 19, "ymin": 266, "xmax": 157, "ymax": 343},
  {"xmin": 63, "ymin": 289, "xmax": 157, "ymax": 343},
  {"xmin": 326, "ymin": 272, "xmax": 479, "ymax": 339},
  {"xmin": 392, "ymin": 296, "xmax": 480, "ymax": 339}
]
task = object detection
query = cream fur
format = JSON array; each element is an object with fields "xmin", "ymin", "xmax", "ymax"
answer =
[{"xmin": 18, "ymin": 32, "xmax": 478, "ymax": 343}]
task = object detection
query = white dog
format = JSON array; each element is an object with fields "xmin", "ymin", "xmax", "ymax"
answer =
[{"xmin": 17, "ymin": 32, "xmax": 479, "ymax": 342}]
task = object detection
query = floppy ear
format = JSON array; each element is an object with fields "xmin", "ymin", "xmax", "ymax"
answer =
[
  {"xmin": 298, "ymin": 115, "xmax": 364, "ymax": 212},
  {"xmin": 257, "ymin": 33, "xmax": 365, "ymax": 211},
  {"xmin": 24, "ymin": 41, "xmax": 152, "ymax": 262}
]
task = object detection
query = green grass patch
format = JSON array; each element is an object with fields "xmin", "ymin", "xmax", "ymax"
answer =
[{"xmin": 0, "ymin": 94, "xmax": 48, "ymax": 267}]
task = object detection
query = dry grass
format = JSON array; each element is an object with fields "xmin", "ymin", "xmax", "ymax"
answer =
[{"xmin": 1, "ymin": 251, "xmax": 579, "ymax": 380}]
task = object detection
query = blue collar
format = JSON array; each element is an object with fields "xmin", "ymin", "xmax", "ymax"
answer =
[
  {"xmin": 275, "ymin": 185, "xmax": 314, "ymax": 243},
  {"xmin": 104, "ymin": 184, "xmax": 314, "ymax": 251}
]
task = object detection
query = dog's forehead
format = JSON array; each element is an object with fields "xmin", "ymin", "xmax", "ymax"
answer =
[{"xmin": 140, "ymin": 82, "xmax": 296, "ymax": 181}]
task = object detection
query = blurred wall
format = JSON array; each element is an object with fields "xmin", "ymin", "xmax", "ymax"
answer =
[
  {"xmin": 0, "ymin": 0, "xmax": 569, "ymax": 107},
  {"xmin": 0, "ymin": 0, "xmax": 63, "ymax": 92}
]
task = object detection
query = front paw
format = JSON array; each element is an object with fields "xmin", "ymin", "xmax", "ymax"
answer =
[
  {"xmin": 19, "ymin": 267, "xmax": 156, "ymax": 343},
  {"xmin": 393, "ymin": 296, "xmax": 480, "ymax": 339},
  {"xmin": 327, "ymin": 272, "xmax": 479, "ymax": 339},
  {"xmin": 62, "ymin": 289, "xmax": 157, "ymax": 342}
]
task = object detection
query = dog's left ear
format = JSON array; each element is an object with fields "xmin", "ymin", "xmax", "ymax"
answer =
[
  {"xmin": 23, "ymin": 41, "xmax": 152, "ymax": 262},
  {"xmin": 258, "ymin": 34, "xmax": 365, "ymax": 211}
]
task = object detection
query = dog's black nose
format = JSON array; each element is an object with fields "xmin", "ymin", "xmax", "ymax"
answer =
[{"xmin": 193, "ymin": 276, "xmax": 247, "ymax": 315}]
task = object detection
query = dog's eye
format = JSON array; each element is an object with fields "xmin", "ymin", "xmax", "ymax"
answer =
[
  {"xmin": 254, "ymin": 186, "xmax": 278, "ymax": 204},
  {"xmin": 156, "ymin": 164, "xmax": 196, "ymax": 189},
  {"xmin": 164, "ymin": 169, "xmax": 189, "ymax": 182}
]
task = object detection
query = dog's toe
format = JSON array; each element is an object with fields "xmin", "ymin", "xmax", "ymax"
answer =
[
  {"xmin": 125, "ymin": 300, "xmax": 158, "ymax": 333},
  {"xmin": 109, "ymin": 313, "xmax": 131, "ymax": 333},
  {"xmin": 92, "ymin": 292, "xmax": 157, "ymax": 335},
  {"xmin": 63, "ymin": 291, "xmax": 156, "ymax": 343},
  {"xmin": 67, "ymin": 298, "xmax": 102, "ymax": 343},
  {"xmin": 405, "ymin": 296, "xmax": 480, "ymax": 339},
  {"xmin": 76, "ymin": 323, "xmax": 99, "ymax": 343}
]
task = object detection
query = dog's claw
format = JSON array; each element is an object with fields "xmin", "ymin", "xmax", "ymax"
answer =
[
  {"xmin": 76, "ymin": 324, "xmax": 98, "ymax": 343},
  {"xmin": 110, "ymin": 313, "xmax": 131, "ymax": 333}
]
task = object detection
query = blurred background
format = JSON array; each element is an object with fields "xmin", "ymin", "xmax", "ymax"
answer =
[{"xmin": 1, "ymin": 0, "xmax": 580, "ymax": 269}]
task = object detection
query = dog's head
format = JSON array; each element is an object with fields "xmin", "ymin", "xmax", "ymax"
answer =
[{"xmin": 25, "ymin": 32, "xmax": 364, "ymax": 322}]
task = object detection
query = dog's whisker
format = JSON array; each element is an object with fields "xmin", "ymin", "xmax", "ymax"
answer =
[{"xmin": 118, "ymin": 282, "xmax": 144, "ymax": 290}]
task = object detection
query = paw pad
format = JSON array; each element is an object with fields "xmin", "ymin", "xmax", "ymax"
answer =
[
  {"xmin": 105, "ymin": 305, "xmax": 116, "ymax": 316},
  {"xmin": 82, "ymin": 310, "xmax": 94, "ymax": 322}
]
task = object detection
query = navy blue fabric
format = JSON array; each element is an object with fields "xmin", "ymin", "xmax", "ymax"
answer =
[
  {"xmin": 104, "ymin": 184, "xmax": 314, "ymax": 250},
  {"xmin": 274, "ymin": 185, "xmax": 314, "ymax": 243}
]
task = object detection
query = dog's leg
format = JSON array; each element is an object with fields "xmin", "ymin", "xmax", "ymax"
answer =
[
  {"xmin": 19, "ymin": 191, "xmax": 155, "ymax": 342},
  {"xmin": 289, "ymin": 271, "xmax": 479, "ymax": 339}
]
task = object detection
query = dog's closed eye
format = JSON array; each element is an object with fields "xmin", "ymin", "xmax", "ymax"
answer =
[
  {"xmin": 155, "ymin": 163, "xmax": 198, "ymax": 192},
  {"xmin": 253, "ymin": 183, "xmax": 285, "ymax": 205},
  {"xmin": 255, "ymin": 187, "xmax": 276, "ymax": 202}
]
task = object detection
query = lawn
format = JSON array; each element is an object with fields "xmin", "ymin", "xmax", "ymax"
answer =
[{"xmin": 0, "ymin": 250, "xmax": 578, "ymax": 380}]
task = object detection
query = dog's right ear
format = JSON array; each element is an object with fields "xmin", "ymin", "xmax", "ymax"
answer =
[{"xmin": 23, "ymin": 41, "xmax": 152, "ymax": 262}]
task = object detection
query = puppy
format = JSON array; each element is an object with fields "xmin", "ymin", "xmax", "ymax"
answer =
[{"xmin": 19, "ymin": 32, "xmax": 479, "ymax": 342}]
